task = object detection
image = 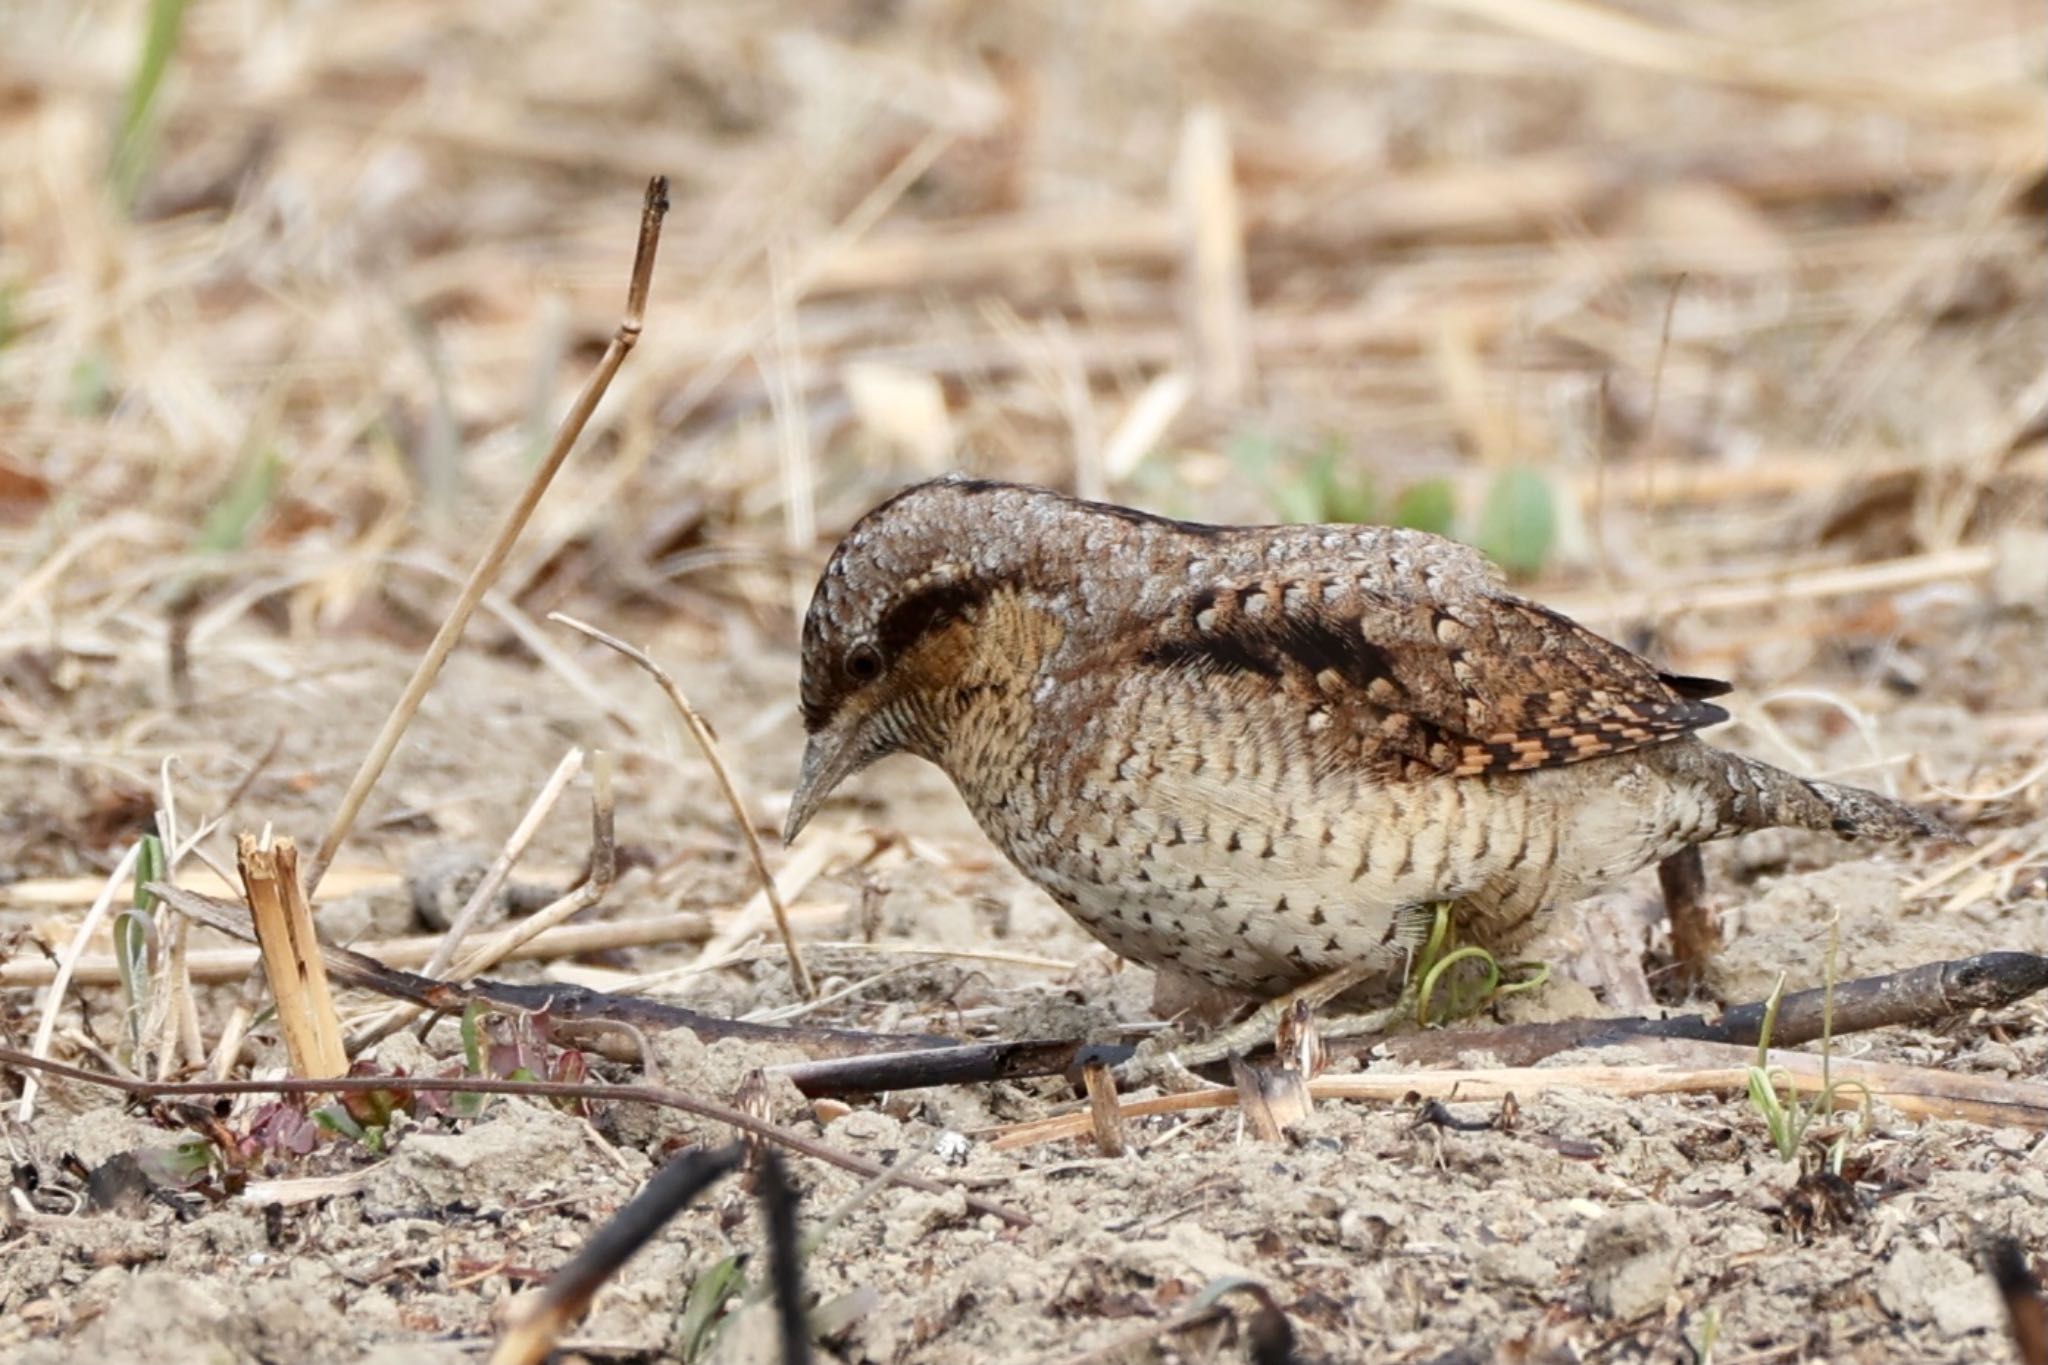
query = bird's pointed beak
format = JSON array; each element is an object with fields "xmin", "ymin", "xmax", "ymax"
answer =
[{"xmin": 783, "ymin": 721, "xmax": 869, "ymax": 845}]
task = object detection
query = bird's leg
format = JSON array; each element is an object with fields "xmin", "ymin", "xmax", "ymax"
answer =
[
  {"xmin": 1657, "ymin": 847, "xmax": 1717, "ymax": 991},
  {"xmin": 1120, "ymin": 956, "xmax": 1407, "ymax": 1089}
]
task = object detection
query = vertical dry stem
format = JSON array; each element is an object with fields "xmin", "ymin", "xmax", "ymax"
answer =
[
  {"xmin": 549, "ymin": 612, "xmax": 816, "ymax": 999},
  {"xmin": 15, "ymin": 842, "xmax": 143, "ymax": 1122},
  {"xmin": 240, "ymin": 835, "xmax": 348, "ymax": 1079},
  {"xmin": 1083, "ymin": 1059, "xmax": 1128, "ymax": 1157},
  {"xmin": 303, "ymin": 176, "xmax": 671, "ymax": 897},
  {"xmin": 1174, "ymin": 105, "xmax": 1253, "ymax": 408}
]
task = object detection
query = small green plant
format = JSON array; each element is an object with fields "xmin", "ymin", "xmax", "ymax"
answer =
[
  {"xmin": 113, "ymin": 834, "xmax": 166, "ymax": 1063},
  {"xmin": 1743, "ymin": 918, "xmax": 1871, "ymax": 1168},
  {"xmin": 1411, "ymin": 902, "xmax": 1550, "ymax": 1027},
  {"xmin": 67, "ymin": 351, "xmax": 114, "ymax": 415},
  {"xmin": 678, "ymin": 1253, "xmax": 750, "ymax": 1363},
  {"xmin": 454, "ymin": 999, "xmax": 495, "ymax": 1119},
  {"xmin": 312, "ymin": 1074, "xmax": 413, "ymax": 1154},
  {"xmin": 135, "ymin": 1137, "xmax": 220, "ymax": 1190},
  {"xmin": 1475, "ymin": 466, "xmax": 1557, "ymax": 577},
  {"xmin": 675, "ymin": 1209, "xmax": 875, "ymax": 1360},
  {"xmin": 1744, "ymin": 975, "xmax": 1811, "ymax": 1163},
  {"xmin": 1231, "ymin": 432, "xmax": 1378, "ymax": 525},
  {"xmin": 1391, "ymin": 477, "xmax": 1456, "ymax": 536},
  {"xmin": 1229, "ymin": 429, "xmax": 1557, "ymax": 583},
  {"xmin": 1286, "ymin": 442, "xmax": 1379, "ymax": 525},
  {"xmin": 1688, "ymin": 1305, "xmax": 1721, "ymax": 1365},
  {"xmin": 109, "ymin": 0, "xmax": 192, "ymax": 209},
  {"xmin": 450, "ymin": 1001, "xmax": 590, "ymax": 1119},
  {"xmin": 197, "ymin": 447, "xmax": 283, "ymax": 553}
]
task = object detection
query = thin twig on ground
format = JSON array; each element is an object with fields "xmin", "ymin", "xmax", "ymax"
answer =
[
  {"xmin": 15, "ymin": 842, "xmax": 143, "ymax": 1123},
  {"xmin": 549, "ymin": 612, "xmax": 816, "ymax": 999},
  {"xmin": 1368, "ymin": 949, "xmax": 2048, "ymax": 1069},
  {"xmin": 983, "ymin": 1040, "xmax": 2048, "ymax": 1152},
  {"xmin": 767, "ymin": 949, "xmax": 2048, "ymax": 1097},
  {"xmin": 146, "ymin": 880, "xmax": 935, "ymax": 1060},
  {"xmin": 0, "ymin": 907, "xmax": 848, "ymax": 989},
  {"xmin": 420, "ymin": 747, "xmax": 585, "ymax": 977},
  {"xmin": 345, "ymin": 754, "xmax": 619, "ymax": 1053}
]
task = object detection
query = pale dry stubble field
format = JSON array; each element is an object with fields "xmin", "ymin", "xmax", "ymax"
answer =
[{"xmin": 2, "ymin": 2, "xmax": 2048, "ymax": 1363}]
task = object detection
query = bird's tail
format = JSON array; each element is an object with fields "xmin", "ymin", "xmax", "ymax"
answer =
[{"xmin": 1705, "ymin": 749, "xmax": 1955, "ymax": 843}]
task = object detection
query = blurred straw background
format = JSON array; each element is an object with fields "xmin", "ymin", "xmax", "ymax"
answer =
[{"xmin": 0, "ymin": 0, "xmax": 2040, "ymax": 876}]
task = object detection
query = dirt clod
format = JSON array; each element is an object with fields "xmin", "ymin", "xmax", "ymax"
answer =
[
  {"xmin": 1877, "ymin": 1244, "xmax": 2005, "ymax": 1337},
  {"xmin": 361, "ymin": 1098, "xmax": 608, "ymax": 1214},
  {"xmin": 1581, "ymin": 1204, "xmax": 1686, "ymax": 1321}
]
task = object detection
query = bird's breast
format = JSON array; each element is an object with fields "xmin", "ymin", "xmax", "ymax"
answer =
[{"xmin": 945, "ymin": 705, "xmax": 1708, "ymax": 996}]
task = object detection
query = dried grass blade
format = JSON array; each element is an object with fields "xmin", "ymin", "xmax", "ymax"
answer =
[{"xmin": 303, "ymin": 177, "xmax": 670, "ymax": 896}]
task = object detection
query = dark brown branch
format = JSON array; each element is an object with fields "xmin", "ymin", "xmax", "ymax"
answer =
[
  {"xmin": 1986, "ymin": 1237, "xmax": 2048, "ymax": 1365},
  {"xmin": 148, "ymin": 881, "xmax": 945, "ymax": 1058},
  {"xmin": 771, "ymin": 1037, "xmax": 1094, "ymax": 1098},
  {"xmin": 770, "ymin": 951, "xmax": 2048, "ymax": 1097},
  {"xmin": 1368, "ymin": 949, "xmax": 2048, "ymax": 1069},
  {"xmin": 760, "ymin": 1151, "xmax": 815, "ymax": 1365}
]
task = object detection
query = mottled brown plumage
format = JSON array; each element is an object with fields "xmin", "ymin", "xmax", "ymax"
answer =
[{"xmin": 786, "ymin": 477, "xmax": 1946, "ymax": 1002}]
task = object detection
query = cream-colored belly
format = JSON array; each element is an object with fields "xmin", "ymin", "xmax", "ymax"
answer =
[{"xmin": 978, "ymin": 750, "xmax": 1712, "ymax": 997}]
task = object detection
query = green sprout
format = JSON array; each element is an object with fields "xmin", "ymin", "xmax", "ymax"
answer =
[
  {"xmin": 110, "ymin": 0, "xmax": 191, "ymax": 209},
  {"xmin": 678, "ymin": 1253, "xmax": 750, "ymax": 1363},
  {"xmin": 1475, "ymin": 466, "xmax": 1557, "ymax": 578},
  {"xmin": 1412, "ymin": 902, "xmax": 1550, "ymax": 1027},
  {"xmin": 113, "ymin": 834, "xmax": 167, "ymax": 1061},
  {"xmin": 1392, "ymin": 478, "xmax": 1456, "ymax": 536},
  {"xmin": 1743, "ymin": 918, "xmax": 1871, "ymax": 1168}
]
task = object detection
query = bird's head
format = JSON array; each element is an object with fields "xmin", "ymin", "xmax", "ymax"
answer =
[{"xmin": 783, "ymin": 478, "xmax": 1058, "ymax": 843}]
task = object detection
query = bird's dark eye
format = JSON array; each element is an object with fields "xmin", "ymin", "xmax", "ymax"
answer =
[{"xmin": 845, "ymin": 644, "xmax": 883, "ymax": 683}]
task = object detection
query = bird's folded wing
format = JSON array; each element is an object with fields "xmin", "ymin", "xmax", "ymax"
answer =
[{"xmin": 1136, "ymin": 569, "xmax": 1729, "ymax": 781}]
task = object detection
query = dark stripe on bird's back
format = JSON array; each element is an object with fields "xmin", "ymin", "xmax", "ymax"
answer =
[
  {"xmin": 1139, "ymin": 599, "xmax": 1401, "ymax": 696},
  {"xmin": 1082, "ymin": 497, "xmax": 1231, "ymax": 539}
]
